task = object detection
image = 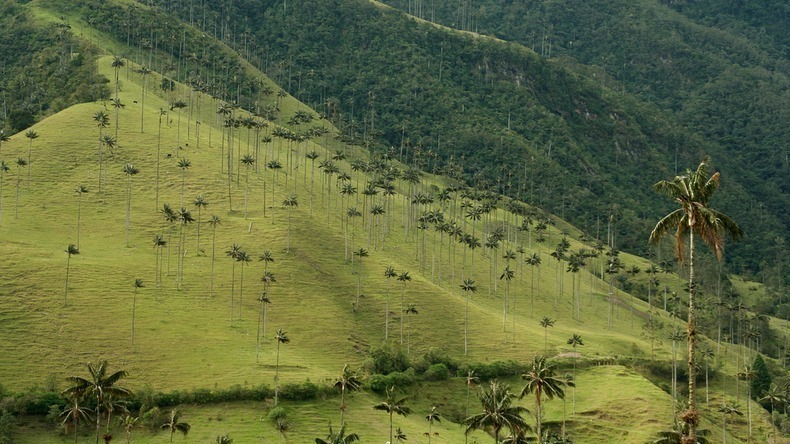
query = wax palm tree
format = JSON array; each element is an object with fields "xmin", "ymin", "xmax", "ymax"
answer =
[
  {"xmin": 236, "ymin": 250, "xmax": 251, "ymax": 319},
  {"xmin": 154, "ymin": 108, "xmax": 167, "ymax": 210},
  {"xmin": 465, "ymin": 380, "xmax": 530, "ymax": 444},
  {"xmin": 130, "ymin": 279, "xmax": 144, "ymax": 352},
  {"xmin": 111, "ymin": 56, "xmax": 124, "ymax": 100},
  {"xmin": 394, "ymin": 426, "xmax": 407, "ymax": 443},
  {"xmin": 759, "ymin": 385, "xmax": 786, "ymax": 444},
  {"xmin": 460, "ymin": 278, "xmax": 477, "ymax": 355},
  {"xmin": 240, "ymin": 154, "xmax": 255, "ymax": 218},
  {"xmin": 137, "ymin": 66, "xmax": 151, "ymax": 133},
  {"xmin": 653, "ymin": 423, "xmax": 710, "ymax": 444},
  {"xmin": 334, "ymin": 364, "xmax": 361, "ymax": 426},
  {"xmin": 737, "ymin": 365, "xmax": 755, "ymax": 439},
  {"xmin": 700, "ymin": 346, "xmax": 714, "ymax": 404},
  {"xmin": 500, "ymin": 265, "xmax": 515, "ymax": 334},
  {"xmin": 62, "ymin": 360, "xmax": 131, "ymax": 444},
  {"xmin": 73, "ymin": 185, "xmax": 88, "ymax": 248},
  {"xmin": 717, "ymin": 401, "xmax": 742, "ymax": 444},
  {"xmin": 14, "ymin": 157, "xmax": 27, "ymax": 218},
  {"xmin": 353, "ymin": 247, "xmax": 369, "ymax": 310},
  {"xmin": 0, "ymin": 161, "xmax": 8, "ymax": 225},
  {"xmin": 283, "ymin": 194, "xmax": 298, "ymax": 252},
  {"xmin": 373, "ymin": 386, "xmax": 411, "ymax": 444},
  {"xmin": 526, "ymin": 253, "xmax": 541, "ymax": 316},
  {"xmin": 464, "ymin": 370, "xmax": 480, "ymax": 444},
  {"xmin": 540, "ymin": 317, "xmax": 555, "ymax": 353},
  {"xmin": 112, "ymin": 98, "xmax": 125, "ymax": 141},
  {"xmin": 649, "ymin": 158, "xmax": 743, "ymax": 443},
  {"xmin": 60, "ymin": 392, "xmax": 93, "ymax": 444},
  {"xmin": 274, "ymin": 328, "xmax": 290, "ymax": 406},
  {"xmin": 566, "ymin": 334, "xmax": 584, "ymax": 416},
  {"xmin": 161, "ymin": 409, "xmax": 190, "ymax": 443},
  {"xmin": 384, "ymin": 266, "xmax": 397, "ymax": 340},
  {"xmin": 520, "ymin": 356, "xmax": 572, "ymax": 444},
  {"xmin": 24, "ymin": 129, "xmax": 38, "ymax": 190},
  {"xmin": 208, "ymin": 216, "xmax": 221, "ymax": 296},
  {"xmin": 171, "ymin": 99, "xmax": 187, "ymax": 150},
  {"xmin": 64, "ymin": 244, "xmax": 79, "ymax": 304},
  {"xmin": 122, "ymin": 164, "xmax": 140, "ymax": 247},
  {"xmin": 425, "ymin": 406, "xmax": 441, "ymax": 444},
  {"xmin": 315, "ymin": 423, "xmax": 360, "ymax": 444},
  {"xmin": 192, "ymin": 195, "xmax": 208, "ymax": 254},
  {"xmin": 0, "ymin": 130, "xmax": 9, "ymax": 155},
  {"xmin": 176, "ymin": 207, "xmax": 195, "ymax": 286},
  {"xmin": 404, "ymin": 303, "xmax": 419, "ymax": 355},
  {"xmin": 92, "ymin": 111, "xmax": 110, "ymax": 192},
  {"xmin": 256, "ymin": 292, "xmax": 271, "ymax": 363},
  {"xmin": 259, "ymin": 271, "xmax": 276, "ymax": 338},
  {"xmin": 267, "ymin": 159, "xmax": 283, "ymax": 223},
  {"xmin": 177, "ymin": 158, "xmax": 191, "ymax": 207},
  {"xmin": 226, "ymin": 243, "xmax": 242, "ymax": 324}
]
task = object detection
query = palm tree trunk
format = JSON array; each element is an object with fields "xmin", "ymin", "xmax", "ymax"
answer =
[
  {"xmin": 275, "ymin": 342, "xmax": 281, "ymax": 406},
  {"xmin": 685, "ymin": 231, "xmax": 698, "ymax": 444},
  {"xmin": 131, "ymin": 288, "xmax": 137, "ymax": 351}
]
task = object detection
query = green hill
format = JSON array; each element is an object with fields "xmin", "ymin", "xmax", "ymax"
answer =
[{"xmin": 0, "ymin": 0, "xmax": 785, "ymax": 443}]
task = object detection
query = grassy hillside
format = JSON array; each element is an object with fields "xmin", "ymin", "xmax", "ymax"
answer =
[{"xmin": 0, "ymin": 1, "xmax": 783, "ymax": 443}]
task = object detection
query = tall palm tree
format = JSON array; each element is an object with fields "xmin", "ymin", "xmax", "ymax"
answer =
[
  {"xmin": 137, "ymin": 66, "xmax": 151, "ymax": 133},
  {"xmin": 460, "ymin": 278, "xmax": 477, "ymax": 355},
  {"xmin": 500, "ymin": 265, "xmax": 515, "ymax": 334},
  {"xmin": 464, "ymin": 370, "xmax": 480, "ymax": 444},
  {"xmin": 404, "ymin": 303, "xmax": 419, "ymax": 355},
  {"xmin": 93, "ymin": 112, "xmax": 109, "ymax": 192},
  {"xmin": 425, "ymin": 406, "xmax": 441, "ymax": 444},
  {"xmin": 193, "ymin": 195, "xmax": 208, "ymax": 254},
  {"xmin": 64, "ymin": 244, "xmax": 79, "ymax": 304},
  {"xmin": 208, "ymin": 216, "xmax": 221, "ymax": 296},
  {"xmin": 334, "ymin": 364, "xmax": 361, "ymax": 426},
  {"xmin": 74, "ymin": 185, "xmax": 88, "ymax": 248},
  {"xmin": 241, "ymin": 154, "xmax": 255, "ymax": 218},
  {"xmin": 566, "ymin": 334, "xmax": 584, "ymax": 416},
  {"xmin": 122, "ymin": 164, "xmax": 140, "ymax": 247},
  {"xmin": 112, "ymin": 98, "xmax": 125, "ymax": 141},
  {"xmin": 540, "ymin": 317, "xmax": 555, "ymax": 354},
  {"xmin": 226, "ymin": 243, "xmax": 242, "ymax": 324},
  {"xmin": 274, "ymin": 328, "xmax": 290, "ymax": 406},
  {"xmin": 236, "ymin": 249, "xmax": 251, "ymax": 319},
  {"xmin": 130, "ymin": 279, "xmax": 144, "ymax": 352},
  {"xmin": 526, "ymin": 253, "xmax": 541, "ymax": 316},
  {"xmin": 520, "ymin": 356, "xmax": 572, "ymax": 444},
  {"xmin": 171, "ymin": 99, "xmax": 187, "ymax": 150},
  {"xmin": 283, "ymin": 194, "xmax": 299, "ymax": 252},
  {"xmin": 154, "ymin": 108, "xmax": 167, "ymax": 210},
  {"xmin": 256, "ymin": 291, "xmax": 272, "ymax": 363},
  {"xmin": 717, "ymin": 401, "xmax": 742, "ymax": 444},
  {"xmin": 24, "ymin": 129, "xmax": 38, "ymax": 190},
  {"xmin": 353, "ymin": 247, "xmax": 369, "ymax": 311},
  {"xmin": 315, "ymin": 423, "xmax": 360, "ymax": 444},
  {"xmin": 161, "ymin": 409, "xmax": 190, "ymax": 443},
  {"xmin": 373, "ymin": 386, "xmax": 411, "ymax": 444},
  {"xmin": 152, "ymin": 234, "xmax": 166, "ymax": 299},
  {"xmin": 0, "ymin": 161, "xmax": 8, "ymax": 225},
  {"xmin": 177, "ymin": 158, "xmax": 191, "ymax": 208},
  {"xmin": 649, "ymin": 158, "xmax": 743, "ymax": 444},
  {"xmin": 14, "ymin": 157, "xmax": 27, "ymax": 218},
  {"xmin": 0, "ymin": 130, "xmax": 9, "ymax": 156},
  {"xmin": 60, "ymin": 392, "xmax": 93, "ymax": 444},
  {"xmin": 465, "ymin": 380, "xmax": 530, "ymax": 444},
  {"xmin": 62, "ymin": 360, "xmax": 131, "ymax": 444},
  {"xmin": 384, "ymin": 266, "xmax": 397, "ymax": 340}
]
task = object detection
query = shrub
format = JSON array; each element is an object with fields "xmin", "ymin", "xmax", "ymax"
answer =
[
  {"xmin": 458, "ymin": 360, "xmax": 527, "ymax": 381},
  {"xmin": 424, "ymin": 363, "xmax": 450, "ymax": 381},
  {"xmin": 365, "ymin": 343, "xmax": 410, "ymax": 375},
  {"xmin": 267, "ymin": 407, "xmax": 287, "ymax": 421},
  {"xmin": 368, "ymin": 368, "xmax": 417, "ymax": 393}
]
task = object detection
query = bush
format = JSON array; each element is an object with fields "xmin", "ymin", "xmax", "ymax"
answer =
[
  {"xmin": 279, "ymin": 381, "xmax": 321, "ymax": 401},
  {"xmin": 424, "ymin": 363, "xmax": 450, "ymax": 381},
  {"xmin": 365, "ymin": 343, "xmax": 410, "ymax": 375},
  {"xmin": 458, "ymin": 360, "xmax": 527, "ymax": 381},
  {"xmin": 414, "ymin": 349, "xmax": 459, "ymax": 374},
  {"xmin": 267, "ymin": 407, "xmax": 287, "ymax": 421},
  {"xmin": 368, "ymin": 368, "xmax": 417, "ymax": 393},
  {"xmin": 0, "ymin": 410, "xmax": 16, "ymax": 444}
]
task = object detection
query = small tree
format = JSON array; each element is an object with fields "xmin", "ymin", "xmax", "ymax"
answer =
[
  {"xmin": 161, "ymin": 409, "xmax": 190, "ymax": 443},
  {"xmin": 373, "ymin": 386, "xmax": 410, "ymax": 444}
]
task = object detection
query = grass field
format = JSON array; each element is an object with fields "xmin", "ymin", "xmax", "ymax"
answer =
[{"xmin": 0, "ymin": 3, "xmax": 779, "ymax": 442}]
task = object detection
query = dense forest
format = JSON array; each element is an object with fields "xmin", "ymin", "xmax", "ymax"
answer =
[{"xmin": 76, "ymin": 0, "xmax": 786, "ymax": 287}]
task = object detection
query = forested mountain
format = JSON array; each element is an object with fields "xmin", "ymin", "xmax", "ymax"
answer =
[
  {"xmin": 122, "ymin": 0, "xmax": 786, "ymax": 284},
  {"xmin": 375, "ymin": 0, "xmax": 789, "ymax": 282}
]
